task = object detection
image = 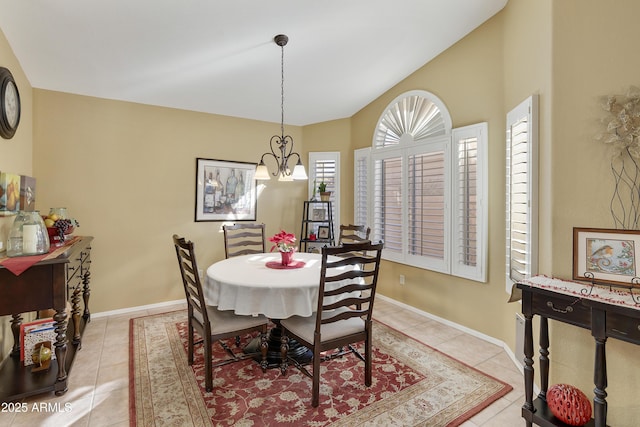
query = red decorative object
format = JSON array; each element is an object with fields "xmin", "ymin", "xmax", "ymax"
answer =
[
  {"xmin": 265, "ymin": 260, "xmax": 306, "ymax": 269},
  {"xmin": 280, "ymin": 250, "xmax": 294, "ymax": 266},
  {"xmin": 546, "ymin": 383, "xmax": 592, "ymax": 426}
]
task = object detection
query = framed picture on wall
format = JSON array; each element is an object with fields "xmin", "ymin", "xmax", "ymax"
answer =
[
  {"xmin": 195, "ymin": 158, "xmax": 257, "ymax": 222},
  {"xmin": 573, "ymin": 227, "xmax": 640, "ymax": 287}
]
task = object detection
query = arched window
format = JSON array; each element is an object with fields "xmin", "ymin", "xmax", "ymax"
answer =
[{"xmin": 356, "ymin": 90, "xmax": 487, "ymax": 282}]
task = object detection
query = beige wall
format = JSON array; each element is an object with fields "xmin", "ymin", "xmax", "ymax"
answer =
[
  {"xmin": 32, "ymin": 90, "xmax": 307, "ymax": 312},
  {"xmin": 0, "ymin": 28, "xmax": 34, "ymax": 360},
  {"xmin": 4, "ymin": 0, "xmax": 640, "ymax": 423}
]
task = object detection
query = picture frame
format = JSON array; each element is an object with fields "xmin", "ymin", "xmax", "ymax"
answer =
[
  {"xmin": 318, "ymin": 225, "xmax": 330, "ymax": 240},
  {"xmin": 312, "ymin": 208, "xmax": 325, "ymax": 221},
  {"xmin": 195, "ymin": 158, "xmax": 257, "ymax": 222},
  {"xmin": 573, "ymin": 227, "xmax": 640, "ymax": 287}
]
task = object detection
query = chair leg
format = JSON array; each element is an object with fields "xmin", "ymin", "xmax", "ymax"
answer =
[
  {"xmin": 365, "ymin": 328, "xmax": 372, "ymax": 387},
  {"xmin": 260, "ymin": 332, "xmax": 268, "ymax": 372},
  {"xmin": 187, "ymin": 323, "xmax": 194, "ymax": 365},
  {"xmin": 204, "ymin": 337, "xmax": 213, "ymax": 392},
  {"xmin": 280, "ymin": 334, "xmax": 289, "ymax": 376},
  {"xmin": 312, "ymin": 346, "xmax": 321, "ymax": 407}
]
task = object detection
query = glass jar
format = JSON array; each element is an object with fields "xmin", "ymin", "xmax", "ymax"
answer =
[
  {"xmin": 49, "ymin": 207, "xmax": 68, "ymax": 219},
  {"xmin": 6, "ymin": 211, "xmax": 51, "ymax": 257}
]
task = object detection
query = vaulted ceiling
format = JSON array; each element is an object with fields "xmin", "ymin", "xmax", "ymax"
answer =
[{"xmin": 0, "ymin": 0, "xmax": 507, "ymax": 125}]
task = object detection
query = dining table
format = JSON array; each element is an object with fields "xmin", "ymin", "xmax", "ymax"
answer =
[{"xmin": 204, "ymin": 251, "xmax": 350, "ymax": 366}]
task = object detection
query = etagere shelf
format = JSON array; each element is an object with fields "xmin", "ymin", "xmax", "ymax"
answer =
[{"xmin": 299, "ymin": 201, "xmax": 334, "ymax": 252}]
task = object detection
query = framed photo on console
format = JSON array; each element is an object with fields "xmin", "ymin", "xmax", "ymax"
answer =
[
  {"xmin": 195, "ymin": 158, "xmax": 257, "ymax": 222},
  {"xmin": 573, "ymin": 227, "xmax": 640, "ymax": 287}
]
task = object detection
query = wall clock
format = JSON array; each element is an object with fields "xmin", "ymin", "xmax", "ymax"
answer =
[{"xmin": 0, "ymin": 67, "xmax": 21, "ymax": 139}]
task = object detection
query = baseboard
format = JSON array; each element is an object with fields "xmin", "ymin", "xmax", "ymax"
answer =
[
  {"xmin": 93, "ymin": 294, "xmax": 527, "ymax": 378},
  {"xmin": 91, "ymin": 299, "xmax": 185, "ymax": 319},
  {"xmin": 376, "ymin": 294, "xmax": 525, "ymax": 375}
]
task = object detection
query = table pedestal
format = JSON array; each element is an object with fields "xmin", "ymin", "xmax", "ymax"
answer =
[{"xmin": 246, "ymin": 322, "xmax": 312, "ymax": 368}]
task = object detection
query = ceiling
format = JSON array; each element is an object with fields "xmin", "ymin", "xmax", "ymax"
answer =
[{"xmin": 0, "ymin": 0, "xmax": 507, "ymax": 126}]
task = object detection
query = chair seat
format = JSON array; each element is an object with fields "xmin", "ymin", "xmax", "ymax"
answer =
[
  {"xmin": 280, "ymin": 307, "xmax": 364, "ymax": 343},
  {"xmin": 203, "ymin": 307, "xmax": 268, "ymax": 336}
]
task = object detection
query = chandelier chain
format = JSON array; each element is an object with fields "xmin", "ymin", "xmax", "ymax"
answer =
[{"xmin": 280, "ymin": 41, "xmax": 285, "ymax": 138}]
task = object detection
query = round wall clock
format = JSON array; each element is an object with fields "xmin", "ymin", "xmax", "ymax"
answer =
[{"xmin": 0, "ymin": 67, "xmax": 21, "ymax": 139}]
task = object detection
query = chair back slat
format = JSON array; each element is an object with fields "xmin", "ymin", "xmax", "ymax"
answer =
[{"xmin": 223, "ymin": 223, "xmax": 266, "ymax": 258}]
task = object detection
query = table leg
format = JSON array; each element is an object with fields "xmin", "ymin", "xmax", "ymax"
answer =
[
  {"xmin": 82, "ymin": 270, "xmax": 91, "ymax": 322},
  {"xmin": 593, "ymin": 336, "xmax": 608, "ymax": 427},
  {"xmin": 538, "ymin": 317, "xmax": 549, "ymax": 400},
  {"xmin": 53, "ymin": 307, "xmax": 68, "ymax": 396},
  {"xmin": 71, "ymin": 286, "xmax": 82, "ymax": 346},
  {"xmin": 523, "ymin": 313, "xmax": 534, "ymax": 427},
  {"xmin": 10, "ymin": 314, "xmax": 22, "ymax": 357}
]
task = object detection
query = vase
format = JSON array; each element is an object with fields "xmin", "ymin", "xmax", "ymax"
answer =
[
  {"xmin": 7, "ymin": 211, "xmax": 51, "ymax": 257},
  {"xmin": 280, "ymin": 250, "xmax": 294, "ymax": 266}
]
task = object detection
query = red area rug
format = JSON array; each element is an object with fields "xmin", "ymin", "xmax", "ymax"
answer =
[{"xmin": 130, "ymin": 310, "xmax": 512, "ymax": 426}]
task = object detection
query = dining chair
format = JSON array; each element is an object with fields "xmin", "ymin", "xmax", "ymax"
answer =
[
  {"xmin": 222, "ymin": 223, "xmax": 266, "ymax": 258},
  {"xmin": 338, "ymin": 224, "xmax": 371, "ymax": 246},
  {"xmin": 279, "ymin": 241, "xmax": 384, "ymax": 407},
  {"xmin": 172, "ymin": 234, "xmax": 269, "ymax": 392}
]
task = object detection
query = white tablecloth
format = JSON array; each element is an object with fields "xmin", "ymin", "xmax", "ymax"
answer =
[{"xmin": 205, "ymin": 252, "xmax": 344, "ymax": 319}]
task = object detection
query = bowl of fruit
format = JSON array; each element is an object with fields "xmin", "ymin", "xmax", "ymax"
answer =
[{"xmin": 43, "ymin": 213, "xmax": 78, "ymax": 242}]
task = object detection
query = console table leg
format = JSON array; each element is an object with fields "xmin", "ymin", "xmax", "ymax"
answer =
[
  {"xmin": 82, "ymin": 270, "xmax": 91, "ymax": 322},
  {"xmin": 10, "ymin": 314, "xmax": 22, "ymax": 357},
  {"xmin": 523, "ymin": 312, "xmax": 534, "ymax": 426},
  {"xmin": 593, "ymin": 337, "xmax": 608, "ymax": 427},
  {"xmin": 53, "ymin": 307, "xmax": 68, "ymax": 396},
  {"xmin": 538, "ymin": 317, "xmax": 549, "ymax": 400},
  {"xmin": 71, "ymin": 286, "xmax": 82, "ymax": 346}
]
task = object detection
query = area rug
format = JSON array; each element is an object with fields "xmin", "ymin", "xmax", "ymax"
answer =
[{"xmin": 129, "ymin": 310, "xmax": 512, "ymax": 426}]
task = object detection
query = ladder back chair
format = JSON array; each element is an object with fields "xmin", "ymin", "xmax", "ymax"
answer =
[
  {"xmin": 172, "ymin": 234, "xmax": 268, "ymax": 392},
  {"xmin": 279, "ymin": 241, "xmax": 384, "ymax": 407},
  {"xmin": 223, "ymin": 223, "xmax": 266, "ymax": 258}
]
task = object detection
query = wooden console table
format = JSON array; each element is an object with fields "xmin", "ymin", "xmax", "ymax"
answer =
[
  {"xmin": 517, "ymin": 276, "xmax": 640, "ymax": 427},
  {"xmin": 0, "ymin": 236, "xmax": 93, "ymax": 402}
]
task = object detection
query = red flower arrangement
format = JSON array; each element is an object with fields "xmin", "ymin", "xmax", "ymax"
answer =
[{"xmin": 269, "ymin": 230, "xmax": 297, "ymax": 253}]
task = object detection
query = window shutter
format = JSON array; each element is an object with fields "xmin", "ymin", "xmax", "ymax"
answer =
[
  {"xmin": 373, "ymin": 156, "xmax": 403, "ymax": 257},
  {"xmin": 506, "ymin": 96, "xmax": 538, "ymax": 292},
  {"xmin": 408, "ymin": 151, "xmax": 446, "ymax": 260},
  {"xmin": 452, "ymin": 123, "xmax": 488, "ymax": 282},
  {"xmin": 354, "ymin": 148, "xmax": 370, "ymax": 228},
  {"xmin": 309, "ymin": 152, "xmax": 340, "ymax": 238}
]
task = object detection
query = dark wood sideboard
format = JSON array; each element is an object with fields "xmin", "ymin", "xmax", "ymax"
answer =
[
  {"xmin": 0, "ymin": 236, "xmax": 93, "ymax": 402},
  {"xmin": 518, "ymin": 280, "xmax": 640, "ymax": 427}
]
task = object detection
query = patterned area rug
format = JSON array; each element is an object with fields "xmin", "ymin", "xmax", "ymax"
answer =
[{"xmin": 130, "ymin": 310, "xmax": 512, "ymax": 426}]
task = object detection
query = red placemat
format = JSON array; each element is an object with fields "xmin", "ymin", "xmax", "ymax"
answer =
[{"xmin": 265, "ymin": 260, "xmax": 306, "ymax": 270}]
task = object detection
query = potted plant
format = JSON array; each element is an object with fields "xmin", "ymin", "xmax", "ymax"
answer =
[{"xmin": 318, "ymin": 182, "xmax": 332, "ymax": 201}]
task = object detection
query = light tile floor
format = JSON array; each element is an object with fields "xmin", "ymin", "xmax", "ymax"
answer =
[{"xmin": 4, "ymin": 298, "xmax": 525, "ymax": 426}]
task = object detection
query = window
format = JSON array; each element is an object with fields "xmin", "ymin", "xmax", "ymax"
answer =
[
  {"xmin": 357, "ymin": 90, "xmax": 487, "ymax": 281},
  {"xmin": 309, "ymin": 152, "xmax": 340, "ymax": 237},
  {"xmin": 505, "ymin": 95, "xmax": 538, "ymax": 292}
]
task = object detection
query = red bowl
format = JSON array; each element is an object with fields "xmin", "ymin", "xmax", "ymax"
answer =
[{"xmin": 47, "ymin": 226, "xmax": 74, "ymax": 238}]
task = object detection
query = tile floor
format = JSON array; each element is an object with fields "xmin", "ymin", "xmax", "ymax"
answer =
[{"xmin": 3, "ymin": 297, "xmax": 525, "ymax": 426}]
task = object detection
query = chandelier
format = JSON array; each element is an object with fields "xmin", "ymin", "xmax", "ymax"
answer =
[{"xmin": 254, "ymin": 34, "xmax": 307, "ymax": 181}]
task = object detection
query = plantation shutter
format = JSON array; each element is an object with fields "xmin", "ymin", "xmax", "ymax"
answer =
[
  {"xmin": 354, "ymin": 148, "xmax": 370, "ymax": 228},
  {"xmin": 408, "ymin": 151, "xmax": 445, "ymax": 260},
  {"xmin": 451, "ymin": 123, "xmax": 487, "ymax": 282},
  {"xmin": 506, "ymin": 96, "xmax": 538, "ymax": 292},
  {"xmin": 309, "ymin": 152, "xmax": 340, "ymax": 238},
  {"xmin": 373, "ymin": 155, "xmax": 403, "ymax": 259}
]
